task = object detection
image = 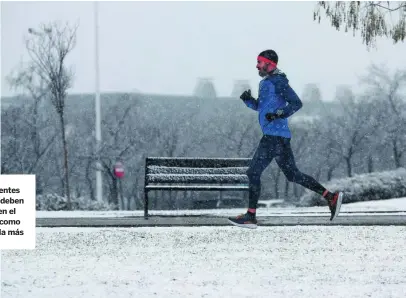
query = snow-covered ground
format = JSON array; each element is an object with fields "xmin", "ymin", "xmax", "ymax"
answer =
[
  {"xmin": 2, "ymin": 226, "xmax": 406, "ymax": 298},
  {"xmin": 35, "ymin": 197, "xmax": 406, "ymax": 218}
]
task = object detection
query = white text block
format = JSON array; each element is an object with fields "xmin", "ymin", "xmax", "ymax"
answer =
[{"xmin": 0, "ymin": 175, "xmax": 36, "ymax": 249}]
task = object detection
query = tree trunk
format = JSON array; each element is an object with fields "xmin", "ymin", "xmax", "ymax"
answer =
[
  {"xmin": 111, "ymin": 177, "xmax": 119, "ymax": 210},
  {"xmin": 119, "ymin": 179, "xmax": 124, "ymax": 210},
  {"xmin": 273, "ymin": 168, "xmax": 281, "ymax": 199},
  {"xmin": 345, "ymin": 157, "xmax": 352, "ymax": 177},
  {"xmin": 293, "ymin": 184, "xmax": 299, "ymax": 198},
  {"xmin": 33, "ymin": 99, "xmax": 40, "ymax": 159},
  {"xmin": 315, "ymin": 168, "xmax": 321, "ymax": 181},
  {"xmin": 367, "ymin": 154, "xmax": 374, "ymax": 173},
  {"xmin": 127, "ymin": 195, "xmax": 132, "ymax": 210},
  {"xmin": 284, "ymin": 179, "xmax": 289, "ymax": 201},
  {"xmin": 327, "ymin": 167, "xmax": 334, "ymax": 181},
  {"xmin": 393, "ymin": 139, "xmax": 401, "ymax": 168},
  {"xmin": 59, "ymin": 111, "xmax": 71, "ymax": 209},
  {"xmin": 85, "ymin": 159, "xmax": 95, "ymax": 201}
]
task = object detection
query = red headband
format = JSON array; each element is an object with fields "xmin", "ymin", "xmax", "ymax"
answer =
[{"xmin": 257, "ymin": 56, "xmax": 277, "ymax": 67}]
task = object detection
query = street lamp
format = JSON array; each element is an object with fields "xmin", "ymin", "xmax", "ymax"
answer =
[{"xmin": 94, "ymin": 1, "xmax": 103, "ymax": 203}]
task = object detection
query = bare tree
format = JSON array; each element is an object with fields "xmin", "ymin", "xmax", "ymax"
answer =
[
  {"xmin": 313, "ymin": 1, "xmax": 406, "ymax": 49},
  {"xmin": 332, "ymin": 86, "xmax": 381, "ymax": 177},
  {"xmin": 6, "ymin": 63, "xmax": 58, "ymax": 179},
  {"xmin": 25, "ymin": 21, "xmax": 79, "ymax": 209},
  {"xmin": 1, "ymin": 105, "xmax": 33, "ymax": 174},
  {"xmin": 310, "ymin": 117, "xmax": 343, "ymax": 181},
  {"xmin": 217, "ymin": 112, "xmax": 259, "ymax": 157},
  {"xmin": 77, "ymin": 94, "xmax": 154, "ymax": 208},
  {"xmin": 287, "ymin": 124, "xmax": 314, "ymax": 201},
  {"xmin": 360, "ymin": 64, "xmax": 406, "ymax": 168},
  {"xmin": 1, "ymin": 100, "xmax": 58, "ymax": 195}
]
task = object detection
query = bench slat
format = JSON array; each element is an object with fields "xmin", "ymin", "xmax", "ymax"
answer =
[
  {"xmin": 146, "ymin": 174, "xmax": 249, "ymax": 184},
  {"xmin": 147, "ymin": 166, "xmax": 248, "ymax": 175},
  {"xmin": 145, "ymin": 185, "xmax": 249, "ymax": 191},
  {"xmin": 146, "ymin": 157, "xmax": 251, "ymax": 168}
]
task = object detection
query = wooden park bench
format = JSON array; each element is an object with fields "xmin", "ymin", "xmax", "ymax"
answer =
[{"xmin": 143, "ymin": 157, "xmax": 251, "ymax": 219}]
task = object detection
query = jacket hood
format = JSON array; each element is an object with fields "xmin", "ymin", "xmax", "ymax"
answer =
[{"xmin": 262, "ymin": 68, "xmax": 289, "ymax": 84}]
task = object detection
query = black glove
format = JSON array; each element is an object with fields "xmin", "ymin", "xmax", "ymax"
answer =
[
  {"xmin": 265, "ymin": 109, "xmax": 285, "ymax": 121},
  {"xmin": 240, "ymin": 89, "xmax": 255, "ymax": 102}
]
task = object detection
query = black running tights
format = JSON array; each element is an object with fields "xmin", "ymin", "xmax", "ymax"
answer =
[{"xmin": 247, "ymin": 135, "xmax": 326, "ymax": 209}]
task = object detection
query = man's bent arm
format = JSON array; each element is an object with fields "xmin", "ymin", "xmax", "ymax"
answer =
[{"xmin": 276, "ymin": 82, "xmax": 303, "ymax": 118}]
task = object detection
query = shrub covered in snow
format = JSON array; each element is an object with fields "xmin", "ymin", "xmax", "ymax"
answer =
[
  {"xmin": 298, "ymin": 168, "xmax": 406, "ymax": 207},
  {"xmin": 36, "ymin": 194, "xmax": 113, "ymax": 211}
]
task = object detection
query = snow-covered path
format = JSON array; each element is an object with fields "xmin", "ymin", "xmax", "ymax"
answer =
[
  {"xmin": 2, "ymin": 226, "xmax": 406, "ymax": 298},
  {"xmin": 34, "ymin": 197, "xmax": 406, "ymax": 218}
]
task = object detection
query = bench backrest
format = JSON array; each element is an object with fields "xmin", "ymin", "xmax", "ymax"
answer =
[
  {"xmin": 146, "ymin": 157, "xmax": 251, "ymax": 168},
  {"xmin": 145, "ymin": 157, "xmax": 251, "ymax": 185}
]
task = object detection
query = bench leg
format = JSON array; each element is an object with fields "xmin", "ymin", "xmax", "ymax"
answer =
[{"xmin": 144, "ymin": 189, "xmax": 149, "ymax": 219}]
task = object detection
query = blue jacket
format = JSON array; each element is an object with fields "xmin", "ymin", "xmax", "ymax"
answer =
[{"xmin": 243, "ymin": 69, "xmax": 302, "ymax": 138}]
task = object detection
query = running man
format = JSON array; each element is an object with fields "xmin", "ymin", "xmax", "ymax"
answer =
[{"xmin": 228, "ymin": 49, "xmax": 344, "ymax": 229}]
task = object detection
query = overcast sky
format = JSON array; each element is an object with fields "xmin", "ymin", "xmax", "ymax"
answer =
[{"xmin": 2, "ymin": 1, "xmax": 406, "ymax": 100}]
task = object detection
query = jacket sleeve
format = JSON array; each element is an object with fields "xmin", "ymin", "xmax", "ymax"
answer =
[
  {"xmin": 243, "ymin": 97, "xmax": 258, "ymax": 110},
  {"xmin": 243, "ymin": 80, "xmax": 269, "ymax": 111},
  {"xmin": 275, "ymin": 79, "xmax": 303, "ymax": 118}
]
